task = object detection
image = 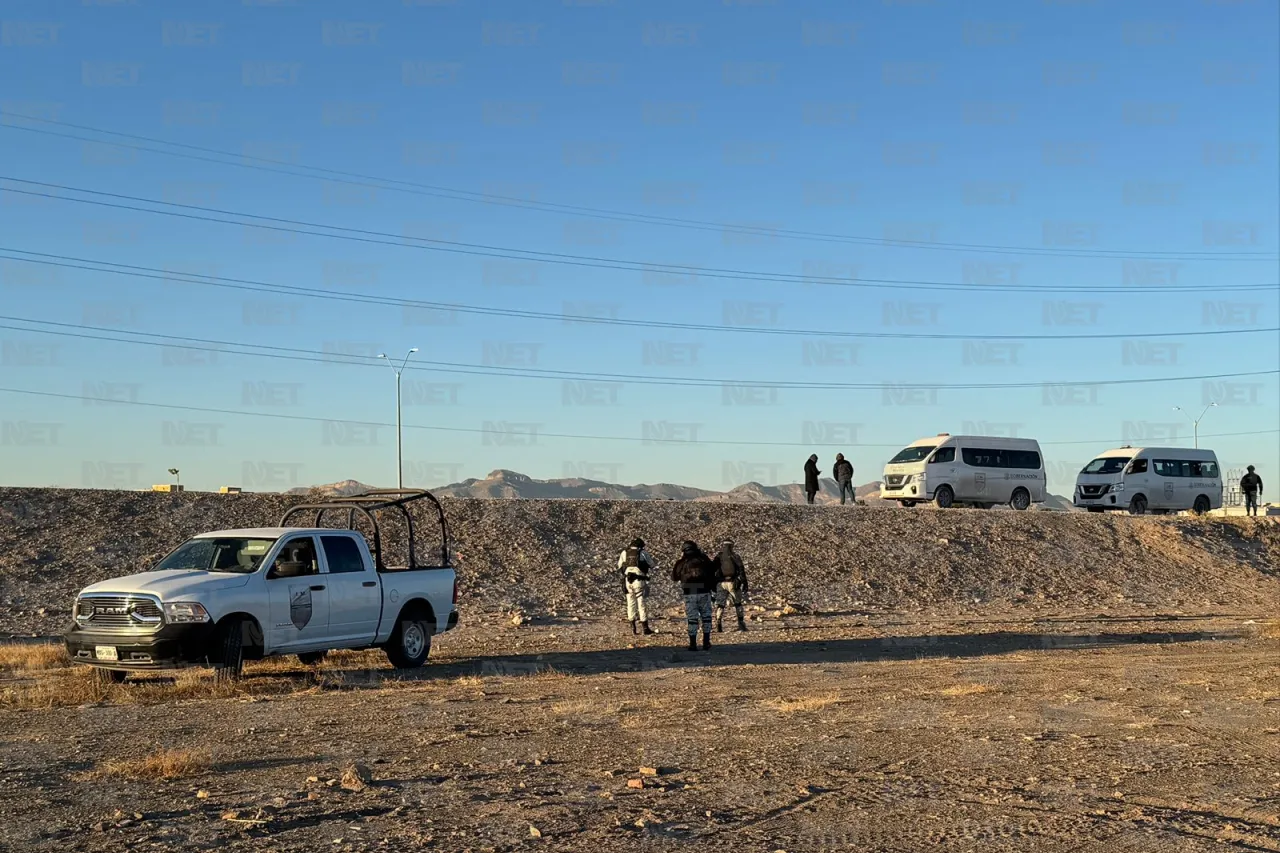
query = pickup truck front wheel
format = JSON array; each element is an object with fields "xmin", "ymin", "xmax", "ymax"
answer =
[
  {"xmin": 213, "ymin": 618, "xmax": 247, "ymax": 683},
  {"xmin": 385, "ymin": 613, "xmax": 432, "ymax": 669}
]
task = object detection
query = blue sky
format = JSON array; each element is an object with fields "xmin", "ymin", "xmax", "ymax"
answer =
[{"xmin": 1, "ymin": 0, "xmax": 1277, "ymax": 495}]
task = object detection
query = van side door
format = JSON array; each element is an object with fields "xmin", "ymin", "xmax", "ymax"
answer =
[
  {"xmin": 265, "ymin": 535, "xmax": 331, "ymax": 652},
  {"xmin": 319, "ymin": 534, "xmax": 381, "ymax": 646},
  {"xmin": 927, "ymin": 446, "xmax": 958, "ymax": 499}
]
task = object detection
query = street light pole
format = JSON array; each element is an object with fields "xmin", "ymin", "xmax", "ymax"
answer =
[
  {"xmin": 378, "ymin": 348, "xmax": 419, "ymax": 488},
  {"xmin": 1173, "ymin": 402, "xmax": 1217, "ymax": 449}
]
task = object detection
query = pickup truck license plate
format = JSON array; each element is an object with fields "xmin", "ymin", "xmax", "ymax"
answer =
[{"xmin": 95, "ymin": 646, "xmax": 118, "ymax": 661}]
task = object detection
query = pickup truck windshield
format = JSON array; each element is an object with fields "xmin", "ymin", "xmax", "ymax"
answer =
[
  {"xmin": 888, "ymin": 446, "xmax": 936, "ymax": 464},
  {"xmin": 1081, "ymin": 457, "xmax": 1131, "ymax": 475},
  {"xmin": 155, "ymin": 537, "xmax": 277, "ymax": 574}
]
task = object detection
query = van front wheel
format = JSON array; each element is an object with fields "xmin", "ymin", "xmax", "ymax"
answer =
[
  {"xmin": 933, "ymin": 486, "xmax": 954, "ymax": 509},
  {"xmin": 1193, "ymin": 495, "xmax": 1211, "ymax": 515},
  {"xmin": 1010, "ymin": 488, "xmax": 1031, "ymax": 511}
]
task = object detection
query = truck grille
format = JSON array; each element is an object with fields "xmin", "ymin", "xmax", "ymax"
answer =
[{"xmin": 76, "ymin": 595, "xmax": 163, "ymax": 630}]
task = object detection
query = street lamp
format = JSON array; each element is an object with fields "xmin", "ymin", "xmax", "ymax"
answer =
[
  {"xmin": 377, "ymin": 348, "xmax": 419, "ymax": 488},
  {"xmin": 167, "ymin": 468, "xmax": 180, "ymax": 487},
  {"xmin": 1173, "ymin": 402, "xmax": 1217, "ymax": 449}
]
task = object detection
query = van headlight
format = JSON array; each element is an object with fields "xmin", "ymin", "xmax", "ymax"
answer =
[
  {"xmin": 165, "ymin": 602, "xmax": 211, "ymax": 623},
  {"xmin": 1113, "ymin": 483, "xmax": 1124, "ymax": 491}
]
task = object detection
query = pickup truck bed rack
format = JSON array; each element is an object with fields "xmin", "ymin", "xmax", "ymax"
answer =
[{"xmin": 279, "ymin": 488, "xmax": 450, "ymax": 571}]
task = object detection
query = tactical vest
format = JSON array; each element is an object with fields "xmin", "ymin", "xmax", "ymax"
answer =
[{"xmin": 625, "ymin": 546, "xmax": 648, "ymax": 579}]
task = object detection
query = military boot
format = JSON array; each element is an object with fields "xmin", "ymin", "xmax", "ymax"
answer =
[
  {"xmin": 630, "ymin": 620, "xmax": 638, "ymax": 635},
  {"xmin": 715, "ymin": 614, "xmax": 724, "ymax": 633},
  {"xmin": 641, "ymin": 621, "xmax": 654, "ymax": 635},
  {"xmin": 736, "ymin": 615, "xmax": 747, "ymax": 632},
  {"xmin": 687, "ymin": 634, "xmax": 697, "ymax": 652},
  {"xmin": 702, "ymin": 631, "xmax": 712, "ymax": 650}
]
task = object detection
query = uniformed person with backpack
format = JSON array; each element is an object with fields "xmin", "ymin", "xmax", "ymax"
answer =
[
  {"xmin": 617, "ymin": 537, "xmax": 658, "ymax": 635},
  {"xmin": 711, "ymin": 539, "xmax": 749, "ymax": 632},
  {"xmin": 671, "ymin": 540, "xmax": 719, "ymax": 651}
]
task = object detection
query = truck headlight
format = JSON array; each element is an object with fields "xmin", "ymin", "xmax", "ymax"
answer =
[{"xmin": 165, "ymin": 602, "xmax": 211, "ymax": 623}]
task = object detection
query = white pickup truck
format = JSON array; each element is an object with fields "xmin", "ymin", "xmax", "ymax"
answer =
[{"xmin": 64, "ymin": 489, "xmax": 459, "ymax": 683}]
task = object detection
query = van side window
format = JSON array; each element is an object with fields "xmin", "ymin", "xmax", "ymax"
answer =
[
  {"xmin": 930, "ymin": 447, "xmax": 955, "ymax": 463},
  {"xmin": 1200, "ymin": 462, "xmax": 1219, "ymax": 478},
  {"xmin": 1126, "ymin": 459, "xmax": 1149, "ymax": 475},
  {"xmin": 959, "ymin": 448, "xmax": 1040, "ymax": 469}
]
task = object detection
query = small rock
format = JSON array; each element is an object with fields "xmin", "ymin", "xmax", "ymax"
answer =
[
  {"xmin": 639, "ymin": 766, "xmax": 659, "ymax": 777},
  {"xmin": 306, "ymin": 776, "xmax": 320, "ymax": 783},
  {"xmin": 626, "ymin": 778, "xmax": 644, "ymax": 789},
  {"xmin": 195, "ymin": 790, "xmax": 210, "ymax": 799},
  {"xmin": 91, "ymin": 823, "xmax": 106, "ymax": 833},
  {"xmin": 528, "ymin": 825, "xmax": 542, "ymax": 838},
  {"xmin": 341, "ymin": 763, "xmax": 371, "ymax": 792}
]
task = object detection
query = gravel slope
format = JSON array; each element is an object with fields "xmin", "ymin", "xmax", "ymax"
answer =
[{"xmin": 1, "ymin": 487, "xmax": 1277, "ymax": 637}]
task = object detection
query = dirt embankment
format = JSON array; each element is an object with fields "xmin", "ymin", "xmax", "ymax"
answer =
[{"xmin": 1, "ymin": 487, "xmax": 1278, "ymax": 637}]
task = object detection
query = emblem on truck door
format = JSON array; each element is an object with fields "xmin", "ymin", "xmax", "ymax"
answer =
[{"xmin": 290, "ymin": 586, "xmax": 312, "ymax": 629}]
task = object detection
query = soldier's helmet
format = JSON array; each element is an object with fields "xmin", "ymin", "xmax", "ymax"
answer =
[
  {"xmin": 1247, "ymin": 465, "xmax": 1255, "ymax": 472},
  {"xmin": 631, "ymin": 537, "xmax": 645, "ymax": 549}
]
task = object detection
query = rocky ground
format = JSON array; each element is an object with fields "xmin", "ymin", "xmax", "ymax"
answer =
[
  {"xmin": 1, "ymin": 488, "xmax": 1278, "ymax": 851},
  {"xmin": 2, "ymin": 613, "xmax": 1279, "ymax": 852},
  {"xmin": 1, "ymin": 487, "xmax": 1278, "ymax": 639}
]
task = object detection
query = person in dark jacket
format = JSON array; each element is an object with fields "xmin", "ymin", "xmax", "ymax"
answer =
[
  {"xmin": 711, "ymin": 539, "xmax": 749, "ymax": 632},
  {"xmin": 1241, "ymin": 465, "xmax": 1264, "ymax": 516},
  {"xmin": 804, "ymin": 454, "xmax": 821, "ymax": 504},
  {"xmin": 671, "ymin": 540, "xmax": 718, "ymax": 651},
  {"xmin": 833, "ymin": 453, "xmax": 855, "ymax": 505}
]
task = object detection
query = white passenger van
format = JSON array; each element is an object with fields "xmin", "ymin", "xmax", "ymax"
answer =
[
  {"xmin": 881, "ymin": 433, "xmax": 1047, "ymax": 510},
  {"xmin": 1074, "ymin": 446, "xmax": 1222, "ymax": 515}
]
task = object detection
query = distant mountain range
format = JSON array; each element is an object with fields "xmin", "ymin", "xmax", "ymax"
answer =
[{"xmin": 290, "ymin": 470, "xmax": 1077, "ymax": 510}]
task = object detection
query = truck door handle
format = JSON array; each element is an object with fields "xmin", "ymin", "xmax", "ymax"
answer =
[
  {"xmin": 310, "ymin": 585, "xmax": 325, "ymax": 591},
  {"xmin": 362, "ymin": 581, "xmax": 377, "ymax": 588}
]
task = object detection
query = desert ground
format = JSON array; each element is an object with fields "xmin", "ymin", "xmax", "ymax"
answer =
[{"xmin": 2, "ymin": 489, "xmax": 1279, "ymax": 851}]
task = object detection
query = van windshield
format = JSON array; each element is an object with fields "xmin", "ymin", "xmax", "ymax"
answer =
[
  {"xmin": 1081, "ymin": 457, "xmax": 1131, "ymax": 475},
  {"xmin": 154, "ymin": 537, "xmax": 277, "ymax": 574},
  {"xmin": 888, "ymin": 446, "xmax": 936, "ymax": 464}
]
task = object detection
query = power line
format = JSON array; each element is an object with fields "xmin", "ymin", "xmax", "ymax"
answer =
[
  {"xmin": 3, "ymin": 315, "xmax": 1278, "ymax": 391},
  {"xmin": 2, "ymin": 386, "xmax": 1276, "ymax": 449},
  {"xmin": 4, "ymin": 178, "xmax": 1279, "ymax": 296},
  {"xmin": 4, "ymin": 248, "xmax": 1276, "ymax": 340},
  {"xmin": 3, "ymin": 115, "xmax": 1274, "ymax": 262}
]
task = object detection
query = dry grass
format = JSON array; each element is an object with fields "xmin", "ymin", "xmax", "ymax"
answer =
[
  {"xmin": 550, "ymin": 698, "xmax": 622, "ymax": 718},
  {"xmin": 0, "ymin": 667, "xmax": 311, "ymax": 710},
  {"xmin": 764, "ymin": 693, "xmax": 842, "ymax": 713},
  {"xmin": 938, "ymin": 683, "xmax": 994, "ymax": 698},
  {"xmin": 0, "ymin": 643, "xmax": 70, "ymax": 673},
  {"xmin": 76, "ymin": 748, "xmax": 212, "ymax": 781},
  {"xmin": 1258, "ymin": 621, "xmax": 1280, "ymax": 639}
]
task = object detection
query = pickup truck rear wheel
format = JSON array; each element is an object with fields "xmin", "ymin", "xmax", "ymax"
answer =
[
  {"xmin": 213, "ymin": 618, "xmax": 247, "ymax": 683},
  {"xmin": 385, "ymin": 614, "xmax": 432, "ymax": 669}
]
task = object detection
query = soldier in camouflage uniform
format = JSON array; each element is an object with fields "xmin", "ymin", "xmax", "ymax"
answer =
[
  {"xmin": 617, "ymin": 537, "xmax": 657, "ymax": 635},
  {"xmin": 671, "ymin": 540, "xmax": 718, "ymax": 651},
  {"xmin": 711, "ymin": 539, "xmax": 750, "ymax": 632}
]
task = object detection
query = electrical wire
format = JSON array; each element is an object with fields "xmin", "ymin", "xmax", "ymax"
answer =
[
  {"xmin": 1, "ymin": 386, "xmax": 1275, "ymax": 449},
  {"xmin": 3, "ymin": 315, "xmax": 1278, "ymax": 391},
  {"xmin": 2, "ymin": 114, "xmax": 1274, "ymax": 261},
  {"xmin": 3, "ymin": 249, "xmax": 1276, "ymax": 340},
  {"xmin": 4, "ymin": 178, "xmax": 1279, "ymax": 296}
]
